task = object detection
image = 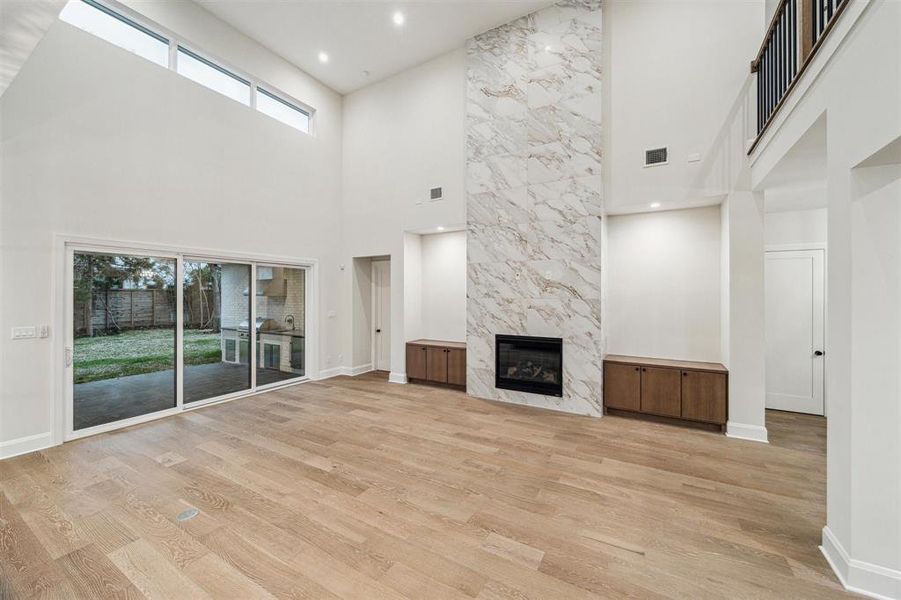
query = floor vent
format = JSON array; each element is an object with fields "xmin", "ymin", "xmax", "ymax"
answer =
[
  {"xmin": 176, "ymin": 508, "xmax": 200, "ymax": 522},
  {"xmin": 645, "ymin": 147, "xmax": 668, "ymax": 166}
]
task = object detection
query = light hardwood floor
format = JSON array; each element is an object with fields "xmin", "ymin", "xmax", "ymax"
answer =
[{"xmin": 1, "ymin": 372, "xmax": 849, "ymax": 599}]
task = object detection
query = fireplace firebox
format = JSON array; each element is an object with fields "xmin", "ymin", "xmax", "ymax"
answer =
[{"xmin": 495, "ymin": 335, "xmax": 563, "ymax": 397}]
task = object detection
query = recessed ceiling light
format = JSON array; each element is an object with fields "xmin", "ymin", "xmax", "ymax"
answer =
[
  {"xmin": 650, "ymin": 202, "xmax": 661, "ymax": 208},
  {"xmin": 544, "ymin": 45, "xmax": 552, "ymax": 52},
  {"xmin": 318, "ymin": 51, "xmax": 329, "ymax": 63},
  {"xmin": 437, "ymin": 226, "xmax": 445, "ymax": 231},
  {"xmin": 393, "ymin": 11, "xmax": 405, "ymax": 26}
]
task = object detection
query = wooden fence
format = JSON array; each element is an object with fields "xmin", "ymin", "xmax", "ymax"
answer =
[{"xmin": 74, "ymin": 288, "xmax": 220, "ymax": 335}]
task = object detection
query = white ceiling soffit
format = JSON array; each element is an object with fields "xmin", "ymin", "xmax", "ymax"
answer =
[
  {"xmin": 0, "ymin": 0, "xmax": 68, "ymax": 97},
  {"xmin": 193, "ymin": 0, "xmax": 553, "ymax": 95},
  {"xmin": 757, "ymin": 115, "xmax": 827, "ymax": 190}
]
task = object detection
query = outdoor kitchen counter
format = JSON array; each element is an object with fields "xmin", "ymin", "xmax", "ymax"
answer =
[{"xmin": 221, "ymin": 327, "xmax": 305, "ymax": 338}]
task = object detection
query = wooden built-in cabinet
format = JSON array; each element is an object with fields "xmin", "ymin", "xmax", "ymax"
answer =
[
  {"xmin": 603, "ymin": 355, "xmax": 728, "ymax": 431},
  {"xmin": 406, "ymin": 340, "xmax": 466, "ymax": 387}
]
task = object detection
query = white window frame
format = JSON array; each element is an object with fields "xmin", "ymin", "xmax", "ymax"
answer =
[
  {"xmin": 53, "ymin": 234, "xmax": 320, "ymax": 444},
  {"xmin": 62, "ymin": 0, "xmax": 315, "ymax": 135}
]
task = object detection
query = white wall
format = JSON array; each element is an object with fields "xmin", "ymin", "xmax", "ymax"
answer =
[
  {"xmin": 750, "ymin": 1, "xmax": 901, "ymax": 594},
  {"xmin": 606, "ymin": 206, "xmax": 721, "ymax": 361},
  {"xmin": 341, "ymin": 49, "xmax": 466, "ymax": 377},
  {"xmin": 604, "ymin": 0, "xmax": 764, "ymax": 214},
  {"xmin": 351, "ymin": 257, "xmax": 373, "ymax": 368},
  {"xmin": 722, "ymin": 192, "xmax": 768, "ymax": 442},
  {"xmin": 0, "ymin": 20, "xmax": 343, "ymax": 454},
  {"xmin": 420, "ymin": 230, "xmax": 466, "ymax": 342},
  {"xmin": 765, "ymin": 208, "xmax": 827, "ymax": 246}
]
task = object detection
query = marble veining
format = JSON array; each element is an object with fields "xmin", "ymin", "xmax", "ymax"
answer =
[{"xmin": 466, "ymin": 0, "xmax": 604, "ymax": 416}]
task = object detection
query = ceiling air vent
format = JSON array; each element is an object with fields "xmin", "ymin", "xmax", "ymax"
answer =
[
  {"xmin": 645, "ymin": 147, "xmax": 668, "ymax": 167},
  {"xmin": 430, "ymin": 187, "xmax": 443, "ymax": 201}
]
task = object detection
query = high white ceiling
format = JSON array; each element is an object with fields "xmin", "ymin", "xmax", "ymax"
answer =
[
  {"xmin": 0, "ymin": 0, "xmax": 67, "ymax": 97},
  {"xmin": 193, "ymin": 0, "xmax": 552, "ymax": 95}
]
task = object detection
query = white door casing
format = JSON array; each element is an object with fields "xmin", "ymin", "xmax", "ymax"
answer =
[
  {"xmin": 372, "ymin": 259, "xmax": 391, "ymax": 371},
  {"xmin": 765, "ymin": 249, "xmax": 825, "ymax": 415}
]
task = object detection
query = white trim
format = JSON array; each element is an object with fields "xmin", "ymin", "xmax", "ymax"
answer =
[
  {"xmin": 70, "ymin": 0, "xmax": 315, "ymax": 135},
  {"xmin": 0, "ymin": 433, "xmax": 53, "ymax": 460},
  {"xmin": 349, "ymin": 363, "xmax": 374, "ymax": 376},
  {"xmin": 53, "ymin": 234, "xmax": 319, "ymax": 445},
  {"xmin": 765, "ymin": 242, "xmax": 827, "ymax": 252},
  {"xmin": 175, "ymin": 257, "xmax": 184, "ymax": 411},
  {"xmin": 183, "ymin": 377, "xmax": 312, "ymax": 411},
  {"xmin": 725, "ymin": 421, "xmax": 769, "ymax": 443},
  {"xmin": 67, "ymin": 407, "xmax": 181, "ymax": 442},
  {"xmin": 821, "ymin": 526, "xmax": 901, "ymax": 600},
  {"xmin": 388, "ymin": 371, "xmax": 408, "ymax": 384},
  {"xmin": 749, "ymin": 0, "xmax": 871, "ymax": 165},
  {"xmin": 317, "ymin": 366, "xmax": 344, "ymax": 380}
]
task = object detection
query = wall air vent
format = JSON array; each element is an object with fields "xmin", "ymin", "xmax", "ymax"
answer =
[
  {"xmin": 645, "ymin": 147, "xmax": 668, "ymax": 167},
  {"xmin": 430, "ymin": 187, "xmax": 443, "ymax": 201}
]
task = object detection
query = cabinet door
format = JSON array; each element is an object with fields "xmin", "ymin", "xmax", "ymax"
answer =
[
  {"xmin": 447, "ymin": 348, "xmax": 466, "ymax": 386},
  {"xmin": 426, "ymin": 347, "xmax": 448, "ymax": 383},
  {"xmin": 604, "ymin": 363, "xmax": 641, "ymax": 411},
  {"xmin": 640, "ymin": 367, "xmax": 681, "ymax": 417},
  {"xmin": 681, "ymin": 371, "xmax": 727, "ymax": 424},
  {"xmin": 406, "ymin": 344, "xmax": 427, "ymax": 380}
]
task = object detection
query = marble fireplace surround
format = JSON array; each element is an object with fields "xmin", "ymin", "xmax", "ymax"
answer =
[{"xmin": 465, "ymin": 0, "xmax": 604, "ymax": 416}]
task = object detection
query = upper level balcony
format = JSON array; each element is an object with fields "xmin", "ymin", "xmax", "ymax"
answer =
[{"xmin": 750, "ymin": 0, "xmax": 851, "ymax": 152}]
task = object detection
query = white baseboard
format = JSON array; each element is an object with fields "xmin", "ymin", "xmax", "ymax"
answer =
[
  {"xmin": 316, "ymin": 366, "xmax": 345, "ymax": 380},
  {"xmin": 388, "ymin": 371, "xmax": 407, "ymax": 384},
  {"xmin": 348, "ymin": 363, "xmax": 373, "ymax": 376},
  {"xmin": 317, "ymin": 364, "xmax": 377, "ymax": 380},
  {"xmin": 0, "ymin": 432, "xmax": 53, "ymax": 460},
  {"xmin": 821, "ymin": 526, "xmax": 901, "ymax": 600},
  {"xmin": 725, "ymin": 421, "xmax": 769, "ymax": 443}
]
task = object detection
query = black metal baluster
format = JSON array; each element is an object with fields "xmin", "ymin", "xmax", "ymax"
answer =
[{"xmin": 791, "ymin": 0, "xmax": 797, "ymax": 79}]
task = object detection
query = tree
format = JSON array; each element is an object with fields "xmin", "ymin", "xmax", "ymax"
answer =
[{"xmin": 73, "ymin": 253, "xmax": 175, "ymax": 336}]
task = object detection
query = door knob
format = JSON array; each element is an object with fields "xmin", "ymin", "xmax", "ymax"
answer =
[
  {"xmin": 375, "ymin": 329, "xmax": 381, "ymax": 333},
  {"xmin": 814, "ymin": 350, "xmax": 824, "ymax": 356}
]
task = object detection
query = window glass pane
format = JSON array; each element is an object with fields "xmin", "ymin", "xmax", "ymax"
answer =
[
  {"xmin": 60, "ymin": 0, "xmax": 169, "ymax": 67},
  {"xmin": 257, "ymin": 89, "xmax": 310, "ymax": 133},
  {"xmin": 72, "ymin": 252, "xmax": 176, "ymax": 430},
  {"xmin": 177, "ymin": 47, "xmax": 250, "ymax": 106},
  {"xmin": 256, "ymin": 266, "xmax": 305, "ymax": 385},
  {"xmin": 183, "ymin": 261, "xmax": 251, "ymax": 403}
]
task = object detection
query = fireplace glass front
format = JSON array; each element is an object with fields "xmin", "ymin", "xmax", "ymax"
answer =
[{"xmin": 495, "ymin": 334, "xmax": 563, "ymax": 396}]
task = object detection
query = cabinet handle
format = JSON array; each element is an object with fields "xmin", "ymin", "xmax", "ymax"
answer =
[
  {"xmin": 634, "ymin": 367, "xmax": 639, "ymax": 371},
  {"xmin": 641, "ymin": 368, "xmax": 646, "ymax": 372},
  {"xmin": 683, "ymin": 372, "xmax": 688, "ymax": 377}
]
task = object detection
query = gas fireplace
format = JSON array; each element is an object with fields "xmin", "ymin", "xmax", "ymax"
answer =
[{"xmin": 495, "ymin": 334, "xmax": 563, "ymax": 397}]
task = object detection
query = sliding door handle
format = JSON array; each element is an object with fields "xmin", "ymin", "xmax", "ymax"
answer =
[{"xmin": 814, "ymin": 350, "xmax": 824, "ymax": 356}]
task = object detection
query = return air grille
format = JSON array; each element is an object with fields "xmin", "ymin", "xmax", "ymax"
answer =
[
  {"xmin": 430, "ymin": 187, "xmax": 443, "ymax": 201},
  {"xmin": 645, "ymin": 147, "xmax": 668, "ymax": 166}
]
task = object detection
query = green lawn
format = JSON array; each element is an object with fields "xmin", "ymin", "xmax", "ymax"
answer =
[{"xmin": 74, "ymin": 329, "xmax": 221, "ymax": 383}]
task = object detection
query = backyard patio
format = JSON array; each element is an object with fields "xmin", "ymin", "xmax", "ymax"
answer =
[{"xmin": 73, "ymin": 329, "xmax": 299, "ymax": 430}]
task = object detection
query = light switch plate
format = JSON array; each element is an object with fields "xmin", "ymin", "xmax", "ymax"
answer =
[{"xmin": 12, "ymin": 326, "xmax": 37, "ymax": 340}]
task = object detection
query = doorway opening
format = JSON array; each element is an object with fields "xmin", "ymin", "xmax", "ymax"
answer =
[{"xmin": 351, "ymin": 255, "xmax": 391, "ymax": 376}]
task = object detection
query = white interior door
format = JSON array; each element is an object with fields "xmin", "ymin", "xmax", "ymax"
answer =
[
  {"xmin": 765, "ymin": 249, "xmax": 825, "ymax": 415},
  {"xmin": 372, "ymin": 260, "xmax": 391, "ymax": 371}
]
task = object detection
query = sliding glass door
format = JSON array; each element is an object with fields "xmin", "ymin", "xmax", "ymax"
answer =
[
  {"xmin": 255, "ymin": 265, "xmax": 306, "ymax": 387},
  {"xmin": 68, "ymin": 246, "xmax": 311, "ymax": 438},
  {"xmin": 72, "ymin": 251, "xmax": 177, "ymax": 430},
  {"xmin": 183, "ymin": 260, "xmax": 251, "ymax": 403}
]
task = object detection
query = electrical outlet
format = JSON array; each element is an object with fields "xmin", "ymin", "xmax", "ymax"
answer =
[{"xmin": 12, "ymin": 326, "xmax": 36, "ymax": 340}]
